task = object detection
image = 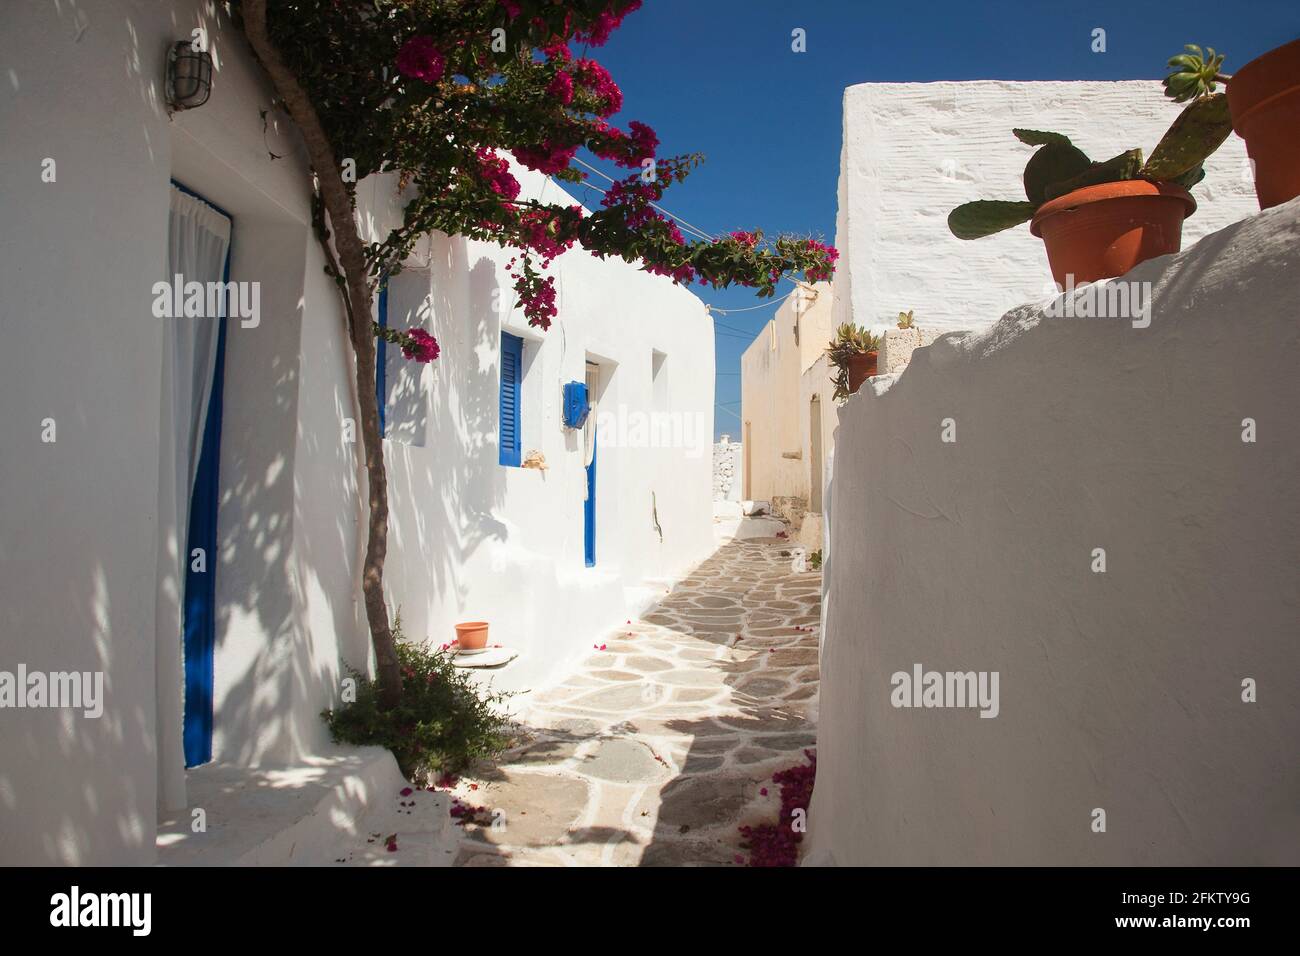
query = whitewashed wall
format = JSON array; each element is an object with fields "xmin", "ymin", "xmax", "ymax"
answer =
[
  {"xmin": 712, "ymin": 438, "xmax": 743, "ymax": 502},
  {"xmin": 834, "ymin": 81, "xmax": 1260, "ymax": 336},
  {"xmin": 0, "ymin": 0, "xmax": 174, "ymax": 865},
  {"xmin": 0, "ymin": 0, "xmax": 714, "ymax": 863},
  {"xmin": 808, "ymin": 202, "xmax": 1300, "ymax": 865},
  {"xmin": 375, "ymin": 164, "xmax": 716, "ymax": 695}
]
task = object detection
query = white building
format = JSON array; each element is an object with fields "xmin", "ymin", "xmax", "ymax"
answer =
[
  {"xmin": 807, "ymin": 79, "xmax": 1298, "ymax": 864},
  {"xmin": 0, "ymin": 1, "xmax": 715, "ymax": 864},
  {"xmin": 833, "ymin": 81, "xmax": 1260, "ymax": 336}
]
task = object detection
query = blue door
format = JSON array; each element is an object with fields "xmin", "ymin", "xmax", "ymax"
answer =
[
  {"xmin": 584, "ymin": 362, "xmax": 599, "ymax": 566},
  {"xmin": 173, "ymin": 182, "xmax": 233, "ymax": 769}
]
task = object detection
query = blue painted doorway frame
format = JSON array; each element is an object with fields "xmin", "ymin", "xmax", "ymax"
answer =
[
  {"xmin": 174, "ymin": 181, "xmax": 232, "ymax": 769},
  {"xmin": 584, "ymin": 362, "xmax": 599, "ymax": 567}
]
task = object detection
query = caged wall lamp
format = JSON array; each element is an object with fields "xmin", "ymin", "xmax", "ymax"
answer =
[{"xmin": 166, "ymin": 39, "xmax": 213, "ymax": 112}]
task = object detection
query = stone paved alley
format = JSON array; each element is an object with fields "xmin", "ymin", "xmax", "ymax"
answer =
[{"xmin": 449, "ymin": 526, "xmax": 822, "ymax": 866}]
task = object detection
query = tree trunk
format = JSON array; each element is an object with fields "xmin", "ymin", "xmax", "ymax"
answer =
[{"xmin": 241, "ymin": 0, "xmax": 402, "ymax": 709}]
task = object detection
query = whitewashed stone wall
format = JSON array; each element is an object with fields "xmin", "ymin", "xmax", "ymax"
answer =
[
  {"xmin": 808, "ymin": 201, "xmax": 1300, "ymax": 866},
  {"xmin": 0, "ymin": 0, "xmax": 715, "ymax": 864},
  {"xmin": 834, "ymin": 81, "xmax": 1260, "ymax": 337},
  {"xmin": 712, "ymin": 436, "xmax": 743, "ymax": 502}
]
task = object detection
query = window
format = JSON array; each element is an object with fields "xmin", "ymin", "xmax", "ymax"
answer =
[
  {"xmin": 499, "ymin": 331, "xmax": 523, "ymax": 466},
  {"xmin": 378, "ymin": 271, "xmax": 432, "ymax": 447},
  {"xmin": 651, "ymin": 349, "xmax": 668, "ymax": 413}
]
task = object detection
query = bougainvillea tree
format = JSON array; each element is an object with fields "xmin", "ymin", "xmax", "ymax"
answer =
[{"xmin": 237, "ymin": 0, "xmax": 836, "ymax": 709}]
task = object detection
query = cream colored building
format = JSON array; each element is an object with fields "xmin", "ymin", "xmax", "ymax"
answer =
[{"xmin": 739, "ymin": 282, "xmax": 834, "ymax": 510}]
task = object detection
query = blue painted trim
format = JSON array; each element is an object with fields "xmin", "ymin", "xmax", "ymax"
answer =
[
  {"xmin": 170, "ymin": 179, "xmax": 234, "ymax": 222},
  {"xmin": 562, "ymin": 381, "xmax": 590, "ymax": 429},
  {"xmin": 584, "ymin": 427, "xmax": 597, "ymax": 567},
  {"xmin": 499, "ymin": 333, "xmax": 522, "ymax": 467},
  {"xmin": 172, "ymin": 180, "xmax": 231, "ymax": 769}
]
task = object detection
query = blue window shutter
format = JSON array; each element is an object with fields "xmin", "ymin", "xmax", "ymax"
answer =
[
  {"xmin": 500, "ymin": 332, "xmax": 522, "ymax": 466},
  {"xmin": 376, "ymin": 279, "xmax": 388, "ymax": 436}
]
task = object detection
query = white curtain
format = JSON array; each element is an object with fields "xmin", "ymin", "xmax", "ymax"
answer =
[{"xmin": 155, "ymin": 185, "xmax": 231, "ymax": 811}]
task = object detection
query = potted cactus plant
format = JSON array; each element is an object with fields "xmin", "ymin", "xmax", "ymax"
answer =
[
  {"xmin": 827, "ymin": 323, "xmax": 882, "ymax": 400},
  {"xmin": 947, "ymin": 87, "xmax": 1234, "ymax": 285},
  {"xmin": 1165, "ymin": 41, "xmax": 1300, "ymax": 210}
]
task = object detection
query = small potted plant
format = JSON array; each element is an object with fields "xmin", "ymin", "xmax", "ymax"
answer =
[
  {"xmin": 1164, "ymin": 41, "xmax": 1300, "ymax": 209},
  {"xmin": 454, "ymin": 621, "xmax": 489, "ymax": 652},
  {"xmin": 897, "ymin": 310, "xmax": 916, "ymax": 330},
  {"xmin": 947, "ymin": 87, "xmax": 1233, "ymax": 285},
  {"xmin": 827, "ymin": 323, "xmax": 882, "ymax": 400}
]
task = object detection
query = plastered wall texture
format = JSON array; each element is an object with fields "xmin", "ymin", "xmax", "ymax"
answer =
[
  {"xmin": 0, "ymin": 0, "xmax": 714, "ymax": 863},
  {"xmin": 833, "ymin": 81, "xmax": 1261, "ymax": 336},
  {"xmin": 713, "ymin": 439, "xmax": 743, "ymax": 502},
  {"xmin": 807, "ymin": 200, "xmax": 1300, "ymax": 865},
  {"xmin": 741, "ymin": 281, "xmax": 833, "ymax": 502}
]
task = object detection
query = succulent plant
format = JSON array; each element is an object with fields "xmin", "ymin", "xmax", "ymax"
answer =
[
  {"xmin": 948, "ymin": 59, "xmax": 1235, "ymax": 241},
  {"xmin": 1164, "ymin": 44, "xmax": 1230, "ymax": 103},
  {"xmin": 897, "ymin": 310, "xmax": 915, "ymax": 329},
  {"xmin": 826, "ymin": 323, "xmax": 881, "ymax": 401}
]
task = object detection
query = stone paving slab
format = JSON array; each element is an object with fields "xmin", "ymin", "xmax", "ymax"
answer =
[{"xmin": 447, "ymin": 533, "xmax": 820, "ymax": 867}]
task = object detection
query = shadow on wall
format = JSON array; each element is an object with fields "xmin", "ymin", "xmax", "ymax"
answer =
[
  {"xmin": 0, "ymin": 0, "xmax": 194, "ymax": 864},
  {"xmin": 809, "ymin": 202, "xmax": 1300, "ymax": 865},
  {"xmin": 386, "ymin": 241, "xmax": 510, "ymax": 642}
]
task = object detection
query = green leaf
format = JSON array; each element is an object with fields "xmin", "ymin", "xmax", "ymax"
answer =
[
  {"xmin": 1013, "ymin": 129, "xmax": 1074, "ymax": 148},
  {"xmin": 1024, "ymin": 141, "xmax": 1093, "ymax": 204},
  {"xmin": 1141, "ymin": 93, "xmax": 1233, "ymax": 182},
  {"xmin": 1043, "ymin": 149, "xmax": 1144, "ymax": 201},
  {"xmin": 947, "ymin": 200, "xmax": 1037, "ymax": 240},
  {"xmin": 1170, "ymin": 164, "xmax": 1207, "ymax": 189}
]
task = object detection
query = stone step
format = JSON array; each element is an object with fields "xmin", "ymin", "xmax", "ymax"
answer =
[{"xmin": 156, "ymin": 747, "xmax": 455, "ymax": 867}]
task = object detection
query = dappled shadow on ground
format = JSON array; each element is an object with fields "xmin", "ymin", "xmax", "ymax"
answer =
[{"xmin": 443, "ymin": 529, "xmax": 821, "ymax": 867}]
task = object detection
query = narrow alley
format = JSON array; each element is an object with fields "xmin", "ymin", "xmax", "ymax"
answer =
[{"xmin": 448, "ymin": 525, "xmax": 822, "ymax": 866}]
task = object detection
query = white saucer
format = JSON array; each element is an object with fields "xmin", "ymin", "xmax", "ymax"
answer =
[
  {"xmin": 450, "ymin": 647, "xmax": 520, "ymax": 669},
  {"xmin": 453, "ymin": 645, "xmax": 489, "ymax": 656}
]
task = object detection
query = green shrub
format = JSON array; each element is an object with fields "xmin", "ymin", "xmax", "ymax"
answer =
[{"xmin": 322, "ymin": 617, "xmax": 513, "ymax": 784}]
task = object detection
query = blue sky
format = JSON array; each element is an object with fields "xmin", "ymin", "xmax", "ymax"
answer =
[{"xmin": 576, "ymin": 0, "xmax": 1299, "ymax": 438}]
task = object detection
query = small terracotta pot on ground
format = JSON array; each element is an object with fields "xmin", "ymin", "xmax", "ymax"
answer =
[
  {"xmin": 1228, "ymin": 37, "xmax": 1300, "ymax": 210},
  {"xmin": 454, "ymin": 621, "xmax": 489, "ymax": 651},
  {"xmin": 1029, "ymin": 180, "xmax": 1196, "ymax": 287},
  {"xmin": 847, "ymin": 350, "xmax": 879, "ymax": 394}
]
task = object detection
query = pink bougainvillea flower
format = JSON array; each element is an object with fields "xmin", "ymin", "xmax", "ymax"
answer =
[
  {"xmin": 396, "ymin": 36, "xmax": 445, "ymax": 84},
  {"xmin": 476, "ymin": 148, "xmax": 520, "ymax": 201},
  {"xmin": 402, "ymin": 328, "xmax": 440, "ymax": 363},
  {"xmin": 546, "ymin": 70, "xmax": 574, "ymax": 105},
  {"xmin": 575, "ymin": 1, "xmax": 643, "ymax": 46},
  {"xmin": 400, "ymin": 787, "xmax": 413, "ymax": 797},
  {"xmin": 802, "ymin": 239, "xmax": 840, "ymax": 282},
  {"xmin": 760, "ymin": 787, "xmax": 768, "ymax": 796},
  {"xmin": 574, "ymin": 58, "xmax": 622, "ymax": 116},
  {"xmin": 627, "ymin": 120, "xmax": 658, "ymax": 160},
  {"xmin": 514, "ymin": 140, "xmax": 579, "ymax": 175},
  {"xmin": 500, "ymin": 0, "xmax": 523, "ymax": 20}
]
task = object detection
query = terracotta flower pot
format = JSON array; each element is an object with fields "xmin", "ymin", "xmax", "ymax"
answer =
[
  {"xmin": 1227, "ymin": 37, "xmax": 1300, "ymax": 210},
  {"xmin": 454, "ymin": 621, "xmax": 489, "ymax": 651},
  {"xmin": 847, "ymin": 350, "xmax": 879, "ymax": 394},
  {"xmin": 1029, "ymin": 180, "xmax": 1196, "ymax": 287}
]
